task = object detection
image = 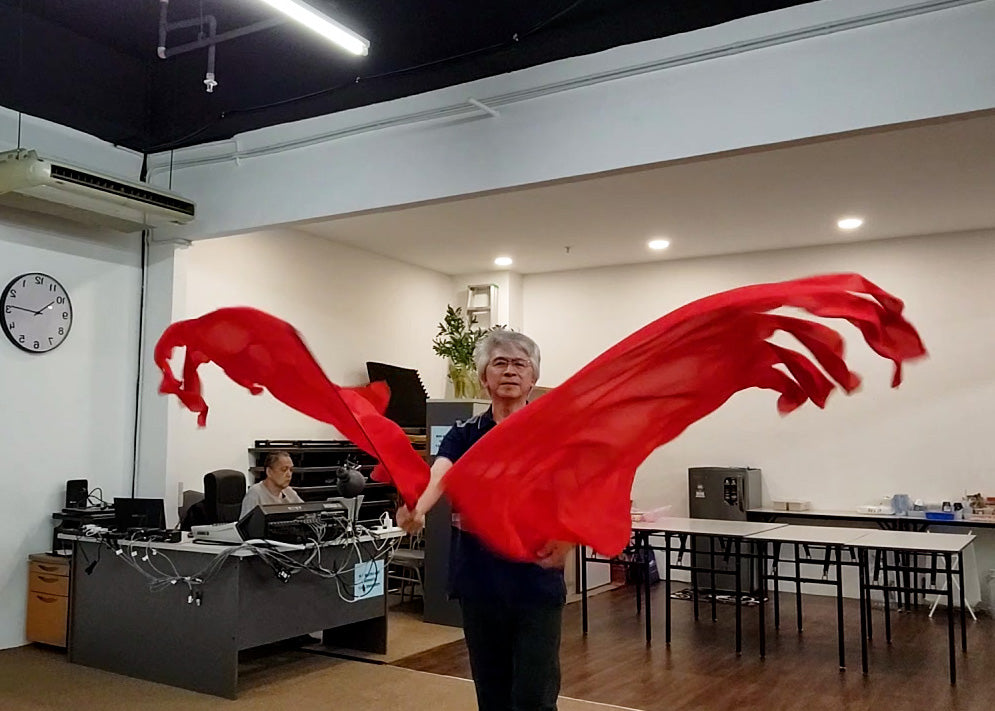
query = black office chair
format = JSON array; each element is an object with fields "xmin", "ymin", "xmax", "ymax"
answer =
[
  {"xmin": 180, "ymin": 470, "xmax": 247, "ymax": 530},
  {"xmin": 203, "ymin": 469, "xmax": 248, "ymax": 524}
]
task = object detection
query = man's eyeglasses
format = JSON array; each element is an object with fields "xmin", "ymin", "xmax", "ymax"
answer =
[{"xmin": 488, "ymin": 357, "xmax": 533, "ymax": 372}]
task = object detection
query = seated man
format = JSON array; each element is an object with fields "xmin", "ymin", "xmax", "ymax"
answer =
[{"xmin": 240, "ymin": 451, "xmax": 304, "ymax": 518}]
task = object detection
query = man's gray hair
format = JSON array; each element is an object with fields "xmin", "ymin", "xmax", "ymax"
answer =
[
  {"xmin": 263, "ymin": 451, "xmax": 292, "ymax": 479},
  {"xmin": 473, "ymin": 329, "xmax": 541, "ymax": 381}
]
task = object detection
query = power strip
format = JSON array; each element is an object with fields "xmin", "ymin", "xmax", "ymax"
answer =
[{"xmin": 370, "ymin": 525, "xmax": 404, "ymax": 536}]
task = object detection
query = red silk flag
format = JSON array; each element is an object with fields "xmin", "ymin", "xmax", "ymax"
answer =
[
  {"xmin": 156, "ymin": 274, "xmax": 925, "ymax": 563},
  {"xmin": 154, "ymin": 307, "xmax": 430, "ymax": 505},
  {"xmin": 438, "ymin": 273, "xmax": 926, "ymax": 561}
]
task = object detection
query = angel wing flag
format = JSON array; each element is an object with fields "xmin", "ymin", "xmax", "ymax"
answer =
[
  {"xmin": 155, "ymin": 273, "xmax": 925, "ymax": 562},
  {"xmin": 154, "ymin": 306, "xmax": 430, "ymax": 505}
]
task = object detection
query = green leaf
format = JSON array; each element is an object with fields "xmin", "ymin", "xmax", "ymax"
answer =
[{"xmin": 432, "ymin": 305, "xmax": 488, "ymax": 368}]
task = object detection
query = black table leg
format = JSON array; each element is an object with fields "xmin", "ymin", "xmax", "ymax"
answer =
[
  {"xmin": 691, "ymin": 535, "xmax": 700, "ymax": 621},
  {"xmin": 643, "ymin": 533, "xmax": 652, "ymax": 645},
  {"xmin": 958, "ymin": 551, "xmax": 967, "ymax": 653},
  {"xmin": 709, "ymin": 536, "xmax": 717, "ymax": 622},
  {"xmin": 580, "ymin": 545, "xmax": 588, "ymax": 635},
  {"xmin": 908, "ymin": 552, "xmax": 915, "ymax": 610},
  {"xmin": 735, "ymin": 537, "xmax": 742, "ymax": 655},
  {"xmin": 758, "ymin": 540, "xmax": 767, "ymax": 659},
  {"xmin": 866, "ymin": 553, "xmax": 875, "ymax": 641},
  {"xmin": 794, "ymin": 542, "xmax": 803, "ymax": 632},
  {"xmin": 773, "ymin": 541, "xmax": 781, "ymax": 630},
  {"xmin": 858, "ymin": 548, "xmax": 869, "ymax": 675},
  {"xmin": 665, "ymin": 533, "xmax": 672, "ymax": 645},
  {"xmin": 911, "ymin": 552, "xmax": 920, "ymax": 609},
  {"xmin": 945, "ymin": 552, "xmax": 956, "ymax": 685},
  {"xmin": 835, "ymin": 545, "xmax": 845, "ymax": 670},
  {"xmin": 883, "ymin": 550, "xmax": 892, "ymax": 645}
]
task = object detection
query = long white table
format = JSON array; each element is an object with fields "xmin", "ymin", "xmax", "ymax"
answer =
[
  {"xmin": 848, "ymin": 529, "xmax": 975, "ymax": 684},
  {"xmin": 580, "ymin": 518, "xmax": 786, "ymax": 653},
  {"xmin": 749, "ymin": 506, "xmax": 995, "ymax": 531},
  {"xmin": 746, "ymin": 524, "xmax": 872, "ymax": 668},
  {"xmin": 579, "ymin": 519, "xmax": 976, "ymax": 684}
]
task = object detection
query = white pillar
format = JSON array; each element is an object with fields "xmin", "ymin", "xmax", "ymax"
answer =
[{"xmin": 133, "ymin": 238, "xmax": 185, "ymax": 508}]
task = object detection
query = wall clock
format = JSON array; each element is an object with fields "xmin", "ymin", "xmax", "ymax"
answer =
[{"xmin": 1, "ymin": 273, "xmax": 73, "ymax": 353}]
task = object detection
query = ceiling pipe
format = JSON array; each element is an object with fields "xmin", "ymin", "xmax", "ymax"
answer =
[
  {"xmin": 157, "ymin": 1, "xmax": 169, "ymax": 59},
  {"xmin": 158, "ymin": 1, "xmax": 221, "ymax": 58},
  {"xmin": 160, "ymin": 18, "xmax": 284, "ymax": 58},
  {"xmin": 157, "ymin": 0, "xmax": 282, "ymax": 92},
  {"xmin": 158, "ymin": 13, "xmax": 219, "ymax": 90},
  {"xmin": 467, "ymin": 98, "xmax": 500, "ymax": 118}
]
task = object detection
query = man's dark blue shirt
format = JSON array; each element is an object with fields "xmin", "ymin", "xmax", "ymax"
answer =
[{"xmin": 436, "ymin": 407, "xmax": 566, "ymax": 606}]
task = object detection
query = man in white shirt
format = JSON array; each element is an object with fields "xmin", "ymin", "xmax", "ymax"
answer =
[{"xmin": 240, "ymin": 451, "xmax": 304, "ymax": 518}]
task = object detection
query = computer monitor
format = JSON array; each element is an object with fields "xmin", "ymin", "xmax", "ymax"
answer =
[
  {"xmin": 325, "ymin": 494, "xmax": 364, "ymax": 524},
  {"xmin": 238, "ymin": 500, "xmax": 358, "ymax": 543},
  {"xmin": 365, "ymin": 362, "xmax": 428, "ymax": 429},
  {"xmin": 113, "ymin": 497, "xmax": 167, "ymax": 531}
]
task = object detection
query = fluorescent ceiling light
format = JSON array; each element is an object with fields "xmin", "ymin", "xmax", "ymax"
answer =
[
  {"xmin": 837, "ymin": 217, "xmax": 864, "ymax": 230},
  {"xmin": 647, "ymin": 238, "xmax": 670, "ymax": 250},
  {"xmin": 494, "ymin": 256, "xmax": 513, "ymax": 267},
  {"xmin": 256, "ymin": 0, "xmax": 370, "ymax": 56}
]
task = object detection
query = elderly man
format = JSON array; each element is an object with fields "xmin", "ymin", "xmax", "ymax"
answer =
[
  {"xmin": 399, "ymin": 330, "xmax": 570, "ymax": 711},
  {"xmin": 240, "ymin": 450, "xmax": 304, "ymax": 518}
]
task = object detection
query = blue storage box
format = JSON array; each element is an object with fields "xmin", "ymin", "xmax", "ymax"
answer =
[{"xmin": 925, "ymin": 511, "xmax": 955, "ymax": 521}]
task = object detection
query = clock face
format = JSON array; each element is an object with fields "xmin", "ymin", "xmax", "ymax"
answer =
[{"xmin": 1, "ymin": 273, "xmax": 73, "ymax": 353}]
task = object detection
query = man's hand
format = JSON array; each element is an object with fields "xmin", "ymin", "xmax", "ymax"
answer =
[
  {"xmin": 397, "ymin": 505, "xmax": 426, "ymax": 535},
  {"xmin": 536, "ymin": 540, "xmax": 573, "ymax": 569}
]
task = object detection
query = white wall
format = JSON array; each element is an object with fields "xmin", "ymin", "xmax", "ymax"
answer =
[
  {"xmin": 162, "ymin": 229, "xmax": 454, "ymax": 509},
  {"xmin": 523, "ymin": 230, "xmax": 995, "ymax": 595},
  {"xmin": 0, "ymin": 211, "xmax": 141, "ymax": 649},
  {"xmin": 523, "ymin": 230, "xmax": 995, "ymax": 511}
]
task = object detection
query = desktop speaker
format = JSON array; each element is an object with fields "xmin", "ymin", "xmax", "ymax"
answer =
[{"xmin": 65, "ymin": 479, "xmax": 89, "ymax": 509}]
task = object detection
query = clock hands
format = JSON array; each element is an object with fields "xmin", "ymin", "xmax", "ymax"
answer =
[{"xmin": 5, "ymin": 302, "xmax": 56, "ymax": 315}]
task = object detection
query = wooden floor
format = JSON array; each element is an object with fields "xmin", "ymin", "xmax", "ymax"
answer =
[{"xmin": 395, "ymin": 584, "xmax": 994, "ymax": 711}]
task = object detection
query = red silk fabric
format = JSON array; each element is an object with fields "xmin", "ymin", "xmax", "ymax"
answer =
[
  {"xmin": 440, "ymin": 273, "xmax": 926, "ymax": 561},
  {"xmin": 154, "ymin": 307, "xmax": 430, "ymax": 505},
  {"xmin": 156, "ymin": 274, "xmax": 925, "ymax": 563}
]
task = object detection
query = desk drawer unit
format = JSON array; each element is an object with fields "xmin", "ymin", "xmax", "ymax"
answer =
[{"xmin": 26, "ymin": 554, "xmax": 70, "ymax": 647}]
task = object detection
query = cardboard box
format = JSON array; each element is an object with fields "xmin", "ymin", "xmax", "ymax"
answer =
[{"xmin": 774, "ymin": 499, "xmax": 811, "ymax": 511}]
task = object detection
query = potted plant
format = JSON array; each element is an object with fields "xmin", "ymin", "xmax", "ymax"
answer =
[{"xmin": 432, "ymin": 305, "xmax": 486, "ymax": 399}]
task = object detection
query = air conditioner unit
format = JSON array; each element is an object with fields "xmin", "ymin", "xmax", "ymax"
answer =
[{"xmin": 0, "ymin": 148, "xmax": 195, "ymax": 233}]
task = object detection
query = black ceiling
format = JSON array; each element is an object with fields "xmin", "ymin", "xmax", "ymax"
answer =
[{"xmin": 0, "ymin": 1, "xmax": 815, "ymax": 154}]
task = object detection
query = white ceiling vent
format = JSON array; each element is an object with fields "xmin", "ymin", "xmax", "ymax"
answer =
[{"xmin": 0, "ymin": 149, "xmax": 195, "ymax": 233}]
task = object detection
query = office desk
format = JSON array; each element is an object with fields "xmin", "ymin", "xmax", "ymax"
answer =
[{"xmin": 65, "ymin": 531, "xmax": 401, "ymax": 698}]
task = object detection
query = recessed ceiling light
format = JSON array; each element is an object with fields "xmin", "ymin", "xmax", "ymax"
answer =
[
  {"xmin": 494, "ymin": 256, "xmax": 513, "ymax": 267},
  {"xmin": 837, "ymin": 217, "xmax": 864, "ymax": 230},
  {"xmin": 647, "ymin": 238, "xmax": 671, "ymax": 251}
]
